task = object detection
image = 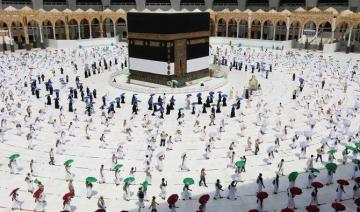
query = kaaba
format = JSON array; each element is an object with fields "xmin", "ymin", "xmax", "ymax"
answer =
[{"xmin": 127, "ymin": 12, "xmax": 210, "ymax": 87}]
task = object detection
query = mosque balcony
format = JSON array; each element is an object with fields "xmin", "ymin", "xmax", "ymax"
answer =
[{"xmin": 2, "ymin": 0, "xmax": 32, "ymax": 9}]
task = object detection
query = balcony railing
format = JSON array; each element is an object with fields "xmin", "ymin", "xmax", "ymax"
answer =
[
  {"xmin": 145, "ymin": 2, "xmax": 171, "ymax": 5},
  {"xmin": 43, "ymin": 1, "xmax": 67, "ymax": 5}
]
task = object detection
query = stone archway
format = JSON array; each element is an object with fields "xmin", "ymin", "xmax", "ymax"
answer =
[
  {"xmin": 42, "ymin": 20, "xmax": 54, "ymax": 41},
  {"xmin": 227, "ymin": 19, "xmax": 237, "ymax": 37},
  {"xmin": 55, "ymin": 20, "xmax": 66, "ymax": 39},
  {"xmin": 238, "ymin": 19, "xmax": 247, "ymax": 38},
  {"xmin": 68, "ymin": 19, "xmax": 79, "ymax": 40},
  {"xmin": 11, "ymin": 21, "xmax": 25, "ymax": 49},
  {"xmin": 262, "ymin": 20, "xmax": 273, "ymax": 40},
  {"xmin": 91, "ymin": 18, "xmax": 101, "ymax": 38},
  {"xmin": 335, "ymin": 22, "xmax": 348, "ymax": 42},
  {"xmin": 27, "ymin": 20, "xmax": 40, "ymax": 48},
  {"xmin": 217, "ymin": 18, "xmax": 226, "ymax": 37},
  {"xmin": 275, "ymin": 20, "xmax": 286, "ymax": 41},
  {"xmin": 80, "ymin": 19, "xmax": 90, "ymax": 39},
  {"xmin": 115, "ymin": 18, "xmax": 127, "ymax": 41},
  {"xmin": 251, "ymin": 20, "xmax": 261, "ymax": 39},
  {"xmin": 289, "ymin": 21, "xmax": 300, "ymax": 40},
  {"xmin": 102, "ymin": 18, "xmax": 114, "ymax": 38},
  {"xmin": 0, "ymin": 21, "xmax": 9, "ymax": 51}
]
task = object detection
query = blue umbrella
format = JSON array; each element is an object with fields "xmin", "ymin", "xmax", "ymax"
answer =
[
  {"xmin": 109, "ymin": 101, "xmax": 115, "ymax": 104},
  {"xmin": 236, "ymin": 97, "xmax": 243, "ymax": 101},
  {"xmin": 196, "ymin": 93, "xmax": 202, "ymax": 97},
  {"xmin": 222, "ymin": 94, "xmax": 228, "ymax": 98},
  {"xmin": 299, "ymin": 78, "xmax": 304, "ymax": 83},
  {"xmin": 217, "ymin": 91, "xmax": 222, "ymax": 94},
  {"xmin": 54, "ymin": 89, "xmax": 60, "ymax": 92},
  {"xmin": 192, "ymin": 102, "xmax": 197, "ymax": 105},
  {"xmin": 186, "ymin": 94, "xmax": 192, "ymax": 97},
  {"xmin": 120, "ymin": 93, "xmax": 125, "ymax": 96},
  {"xmin": 115, "ymin": 97, "xmax": 121, "ymax": 100},
  {"xmin": 209, "ymin": 91, "xmax": 214, "ymax": 95},
  {"xmin": 179, "ymin": 108, "xmax": 184, "ymax": 110},
  {"xmin": 153, "ymin": 102, "xmax": 161, "ymax": 106},
  {"xmin": 232, "ymin": 103, "xmax": 237, "ymax": 107},
  {"xmin": 150, "ymin": 93, "xmax": 155, "ymax": 96}
]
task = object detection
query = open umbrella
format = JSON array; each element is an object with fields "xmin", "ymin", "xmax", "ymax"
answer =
[
  {"xmin": 305, "ymin": 205, "xmax": 319, "ymax": 212},
  {"xmin": 248, "ymin": 210, "xmax": 260, "ymax": 212},
  {"xmin": 346, "ymin": 145, "xmax": 357, "ymax": 152},
  {"xmin": 235, "ymin": 160, "xmax": 246, "ymax": 168},
  {"xmin": 355, "ymin": 142, "xmax": 360, "ymax": 149},
  {"xmin": 33, "ymin": 187, "xmax": 44, "ymax": 199},
  {"xmin": 325, "ymin": 163, "xmax": 337, "ymax": 172},
  {"xmin": 331, "ymin": 202, "xmax": 346, "ymax": 211},
  {"xmin": 327, "ymin": 149, "xmax": 336, "ymax": 155},
  {"xmin": 355, "ymin": 177, "xmax": 360, "ymax": 184},
  {"xmin": 288, "ymin": 172, "xmax": 299, "ymax": 181},
  {"xmin": 290, "ymin": 187, "xmax": 302, "ymax": 196},
  {"xmin": 95, "ymin": 209, "xmax": 106, "ymax": 212},
  {"xmin": 86, "ymin": 177, "xmax": 97, "ymax": 183},
  {"xmin": 123, "ymin": 177, "xmax": 135, "ymax": 184},
  {"xmin": 183, "ymin": 178, "xmax": 194, "ymax": 185},
  {"xmin": 113, "ymin": 164, "xmax": 123, "ymax": 171},
  {"xmin": 311, "ymin": 181, "xmax": 323, "ymax": 189},
  {"xmin": 196, "ymin": 93, "xmax": 202, "ymax": 97},
  {"xmin": 167, "ymin": 194, "xmax": 179, "ymax": 204},
  {"xmin": 337, "ymin": 179, "xmax": 349, "ymax": 186},
  {"xmin": 141, "ymin": 180, "xmax": 148, "ymax": 190},
  {"xmin": 256, "ymin": 191, "xmax": 268, "ymax": 200},
  {"xmin": 9, "ymin": 154, "xmax": 20, "ymax": 160},
  {"xmin": 34, "ymin": 179, "xmax": 42, "ymax": 185},
  {"xmin": 199, "ymin": 194, "xmax": 210, "ymax": 204},
  {"xmin": 9, "ymin": 188, "xmax": 19, "ymax": 196},
  {"xmin": 63, "ymin": 192, "xmax": 73, "ymax": 201},
  {"xmin": 281, "ymin": 208, "xmax": 294, "ymax": 212},
  {"xmin": 309, "ymin": 168, "xmax": 320, "ymax": 173},
  {"xmin": 64, "ymin": 159, "xmax": 74, "ymax": 166},
  {"xmin": 355, "ymin": 198, "xmax": 360, "ymax": 206}
]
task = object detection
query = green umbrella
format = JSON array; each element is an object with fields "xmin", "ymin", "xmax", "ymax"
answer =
[
  {"xmin": 9, "ymin": 154, "xmax": 20, "ymax": 160},
  {"xmin": 325, "ymin": 163, "xmax": 337, "ymax": 172},
  {"xmin": 86, "ymin": 177, "xmax": 97, "ymax": 183},
  {"xmin": 327, "ymin": 149, "xmax": 336, "ymax": 155},
  {"xmin": 64, "ymin": 159, "xmax": 74, "ymax": 166},
  {"xmin": 183, "ymin": 178, "xmax": 195, "ymax": 186},
  {"xmin": 235, "ymin": 160, "xmax": 246, "ymax": 168},
  {"xmin": 124, "ymin": 177, "xmax": 135, "ymax": 184},
  {"xmin": 346, "ymin": 146, "xmax": 357, "ymax": 152},
  {"xmin": 288, "ymin": 172, "xmax": 298, "ymax": 181},
  {"xmin": 113, "ymin": 164, "xmax": 123, "ymax": 171},
  {"xmin": 355, "ymin": 143, "xmax": 360, "ymax": 149},
  {"xmin": 34, "ymin": 179, "xmax": 42, "ymax": 185},
  {"xmin": 309, "ymin": 168, "xmax": 320, "ymax": 173},
  {"xmin": 141, "ymin": 180, "xmax": 148, "ymax": 191}
]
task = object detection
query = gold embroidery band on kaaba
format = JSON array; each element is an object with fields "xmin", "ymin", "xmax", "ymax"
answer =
[{"xmin": 128, "ymin": 31, "xmax": 210, "ymax": 41}]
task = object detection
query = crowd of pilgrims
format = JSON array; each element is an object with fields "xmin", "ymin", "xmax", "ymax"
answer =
[{"xmin": 1, "ymin": 42, "xmax": 360, "ymax": 212}]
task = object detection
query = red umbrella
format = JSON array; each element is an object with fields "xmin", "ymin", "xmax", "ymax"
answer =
[
  {"xmin": 9, "ymin": 188, "xmax": 19, "ymax": 196},
  {"xmin": 198, "ymin": 194, "xmax": 210, "ymax": 204},
  {"xmin": 355, "ymin": 198, "xmax": 360, "ymax": 206},
  {"xmin": 63, "ymin": 192, "xmax": 73, "ymax": 202},
  {"xmin": 95, "ymin": 209, "xmax": 106, "ymax": 212},
  {"xmin": 281, "ymin": 208, "xmax": 294, "ymax": 212},
  {"xmin": 337, "ymin": 179, "xmax": 349, "ymax": 186},
  {"xmin": 167, "ymin": 194, "xmax": 179, "ymax": 205},
  {"xmin": 332, "ymin": 202, "xmax": 346, "ymax": 211},
  {"xmin": 256, "ymin": 191, "xmax": 269, "ymax": 200},
  {"xmin": 311, "ymin": 181, "xmax": 323, "ymax": 189},
  {"xmin": 290, "ymin": 187, "xmax": 302, "ymax": 196},
  {"xmin": 248, "ymin": 210, "xmax": 260, "ymax": 212},
  {"xmin": 33, "ymin": 187, "xmax": 44, "ymax": 199},
  {"xmin": 355, "ymin": 177, "xmax": 360, "ymax": 184},
  {"xmin": 306, "ymin": 205, "xmax": 319, "ymax": 212}
]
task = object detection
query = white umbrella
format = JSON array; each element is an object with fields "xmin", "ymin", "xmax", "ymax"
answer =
[
  {"xmin": 208, "ymin": 131, "xmax": 218, "ymax": 138},
  {"xmin": 266, "ymin": 145, "xmax": 275, "ymax": 153}
]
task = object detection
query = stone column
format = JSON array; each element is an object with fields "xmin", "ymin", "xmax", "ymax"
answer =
[
  {"xmin": 214, "ymin": 20, "xmax": 218, "ymax": 37},
  {"xmin": 260, "ymin": 23, "xmax": 264, "ymax": 40},
  {"xmin": 273, "ymin": 24, "xmax": 276, "ymax": 40},
  {"xmin": 78, "ymin": 24, "xmax": 81, "ymax": 40},
  {"xmin": 247, "ymin": 16, "xmax": 252, "ymax": 39},
  {"xmin": 346, "ymin": 27, "xmax": 353, "ymax": 53},
  {"xmin": 330, "ymin": 17, "xmax": 336, "ymax": 43},
  {"xmin": 24, "ymin": 25, "xmax": 30, "ymax": 51},
  {"xmin": 39, "ymin": 26, "xmax": 45, "ymax": 49},
  {"xmin": 113, "ymin": 24, "xmax": 117, "ymax": 37},
  {"xmin": 65, "ymin": 24, "xmax": 70, "ymax": 40},
  {"xmin": 236, "ymin": 21, "xmax": 239, "ymax": 38},
  {"xmin": 8, "ymin": 26, "xmax": 14, "ymax": 52},
  {"xmin": 89, "ymin": 23, "xmax": 92, "ymax": 39},
  {"xmin": 100, "ymin": 22, "xmax": 104, "ymax": 38},
  {"xmin": 53, "ymin": 24, "xmax": 56, "ymax": 40},
  {"xmin": 225, "ymin": 22, "xmax": 228, "ymax": 37},
  {"xmin": 285, "ymin": 17, "xmax": 290, "ymax": 41}
]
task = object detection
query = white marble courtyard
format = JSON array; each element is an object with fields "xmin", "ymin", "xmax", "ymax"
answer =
[{"xmin": 0, "ymin": 43, "xmax": 360, "ymax": 212}]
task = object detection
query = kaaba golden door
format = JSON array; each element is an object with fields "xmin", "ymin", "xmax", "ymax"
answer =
[{"xmin": 174, "ymin": 39, "xmax": 187, "ymax": 77}]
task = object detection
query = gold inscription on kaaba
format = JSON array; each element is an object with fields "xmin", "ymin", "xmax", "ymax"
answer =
[
  {"xmin": 149, "ymin": 41, "xmax": 160, "ymax": 47},
  {"xmin": 189, "ymin": 38, "xmax": 209, "ymax": 45},
  {"xmin": 134, "ymin": 40, "xmax": 144, "ymax": 46}
]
